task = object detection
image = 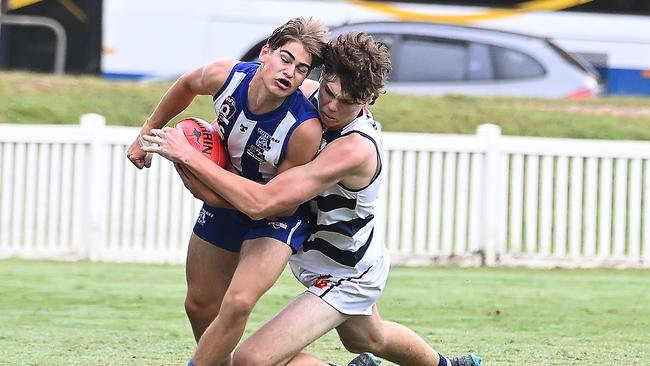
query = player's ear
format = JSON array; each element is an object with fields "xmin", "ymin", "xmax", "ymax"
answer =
[{"xmin": 258, "ymin": 44, "xmax": 271, "ymax": 64}]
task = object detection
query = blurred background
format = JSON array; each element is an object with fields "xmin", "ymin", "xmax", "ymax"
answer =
[{"xmin": 1, "ymin": 0, "xmax": 650, "ymax": 97}]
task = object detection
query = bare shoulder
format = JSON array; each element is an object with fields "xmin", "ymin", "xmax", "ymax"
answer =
[
  {"xmin": 280, "ymin": 117, "xmax": 322, "ymax": 171},
  {"xmin": 292, "ymin": 117, "xmax": 322, "ymax": 144},
  {"xmin": 201, "ymin": 59, "xmax": 239, "ymax": 93}
]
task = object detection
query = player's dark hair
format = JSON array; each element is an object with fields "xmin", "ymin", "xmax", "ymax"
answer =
[
  {"xmin": 266, "ymin": 17, "xmax": 328, "ymax": 69},
  {"xmin": 322, "ymin": 32, "xmax": 392, "ymax": 105}
]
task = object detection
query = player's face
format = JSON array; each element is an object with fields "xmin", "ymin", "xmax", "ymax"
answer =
[
  {"xmin": 258, "ymin": 41, "xmax": 312, "ymax": 98},
  {"xmin": 318, "ymin": 75, "xmax": 366, "ymax": 130}
]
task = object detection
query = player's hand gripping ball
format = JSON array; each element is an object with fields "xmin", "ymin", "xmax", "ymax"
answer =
[{"xmin": 175, "ymin": 117, "xmax": 227, "ymax": 168}]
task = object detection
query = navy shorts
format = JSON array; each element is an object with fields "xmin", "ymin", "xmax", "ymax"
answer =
[{"xmin": 192, "ymin": 203, "xmax": 310, "ymax": 253}]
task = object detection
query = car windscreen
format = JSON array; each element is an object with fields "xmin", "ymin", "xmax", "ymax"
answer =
[{"xmin": 546, "ymin": 40, "xmax": 599, "ymax": 77}]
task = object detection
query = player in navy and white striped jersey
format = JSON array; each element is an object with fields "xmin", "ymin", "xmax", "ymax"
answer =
[
  {"xmin": 149, "ymin": 33, "xmax": 480, "ymax": 366},
  {"xmin": 131, "ymin": 17, "xmax": 329, "ymax": 366}
]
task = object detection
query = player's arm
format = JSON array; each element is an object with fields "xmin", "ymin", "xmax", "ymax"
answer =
[
  {"xmin": 141, "ymin": 118, "xmax": 325, "ymax": 215},
  {"xmin": 183, "ymin": 133, "xmax": 375, "ymax": 220},
  {"xmin": 174, "ymin": 163, "xmax": 235, "ymax": 209},
  {"xmin": 127, "ymin": 59, "xmax": 237, "ymax": 169}
]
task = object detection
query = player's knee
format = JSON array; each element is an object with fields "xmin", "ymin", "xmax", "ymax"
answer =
[
  {"xmin": 341, "ymin": 333, "xmax": 386, "ymax": 354},
  {"xmin": 184, "ymin": 292, "xmax": 220, "ymax": 319},
  {"xmin": 220, "ymin": 292, "xmax": 257, "ymax": 319},
  {"xmin": 231, "ymin": 347, "xmax": 267, "ymax": 366}
]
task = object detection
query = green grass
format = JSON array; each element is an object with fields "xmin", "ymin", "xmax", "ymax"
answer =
[
  {"xmin": 2, "ymin": 71, "xmax": 650, "ymax": 139},
  {"xmin": 1, "ymin": 260, "xmax": 649, "ymax": 365}
]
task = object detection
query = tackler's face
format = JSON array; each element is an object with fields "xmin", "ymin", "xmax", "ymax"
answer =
[
  {"xmin": 317, "ymin": 74, "xmax": 367, "ymax": 130},
  {"xmin": 258, "ymin": 41, "xmax": 312, "ymax": 98}
]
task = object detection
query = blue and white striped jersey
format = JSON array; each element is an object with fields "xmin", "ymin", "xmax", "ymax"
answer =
[
  {"xmin": 294, "ymin": 96, "xmax": 386, "ymax": 271},
  {"xmin": 213, "ymin": 62, "xmax": 318, "ymax": 182}
]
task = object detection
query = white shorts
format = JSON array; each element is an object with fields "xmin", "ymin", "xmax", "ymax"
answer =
[{"xmin": 288, "ymin": 249, "xmax": 390, "ymax": 315}]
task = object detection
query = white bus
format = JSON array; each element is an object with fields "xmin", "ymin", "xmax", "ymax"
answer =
[{"xmin": 102, "ymin": 0, "xmax": 650, "ymax": 95}]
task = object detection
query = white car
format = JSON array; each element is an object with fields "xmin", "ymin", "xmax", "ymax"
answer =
[{"xmin": 242, "ymin": 21, "xmax": 602, "ymax": 98}]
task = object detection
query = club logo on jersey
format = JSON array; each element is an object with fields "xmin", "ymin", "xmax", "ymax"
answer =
[
  {"xmin": 217, "ymin": 96, "xmax": 237, "ymax": 126},
  {"xmin": 197, "ymin": 207, "xmax": 214, "ymax": 225},
  {"xmin": 312, "ymin": 275, "xmax": 332, "ymax": 289},
  {"xmin": 246, "ymin": 128, "xmax": 280, "ymax": 162}
]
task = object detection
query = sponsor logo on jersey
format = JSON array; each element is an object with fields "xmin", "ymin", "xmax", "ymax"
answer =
[{"xmin": 246, "ymin": 127, "xmax": 280, "ymax": 162}]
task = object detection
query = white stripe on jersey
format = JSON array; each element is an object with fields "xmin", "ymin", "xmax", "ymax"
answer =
[
  {"xmin": 227, "ymin": 113, "xmax": 256, "ymax": 173},
  {"xmin": 258, "ymin": 112, "xmax": 297, "ymax": 181},
  {"xmin": 213, "ymin": 71, "xmax": 246, "ymax": 118}
]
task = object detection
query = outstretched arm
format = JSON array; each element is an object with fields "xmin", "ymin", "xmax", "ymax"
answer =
[{"xmin": 127, "ymin": 59, "xmax": 237, "ymax": 169}]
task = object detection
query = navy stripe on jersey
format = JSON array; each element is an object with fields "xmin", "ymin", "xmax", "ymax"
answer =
[
  {"xmin": 314, "ymin": 215, "xmax": 374, "ymax": 237},
  {"xmin": 320, "ymin": 265, "xmax": 373, "ymax": 298},
  {"xmin": 304, "ymin": 229, "xmax": 373, "ymax": 267},
  {"xmin": 315, "ymin": 194, "xmax": 356, "ymax": 212}
]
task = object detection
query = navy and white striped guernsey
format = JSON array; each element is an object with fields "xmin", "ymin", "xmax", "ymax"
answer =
[
  {"xmin": 300, "ymin": 92, "xmax": 384, "ymax": 268},
  {"xmin": 213, "ymin": 62, "xmax": 318, "ymax": 182}
]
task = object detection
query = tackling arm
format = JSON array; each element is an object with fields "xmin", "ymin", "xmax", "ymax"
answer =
[{"xmin": 184, "ymin": 134, "xmax": 374, "ymax": 220}]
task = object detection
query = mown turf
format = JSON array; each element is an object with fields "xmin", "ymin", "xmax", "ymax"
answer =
[{"xmin": 1, "ymin": 260, "xmax": 648, "ymax": 365}]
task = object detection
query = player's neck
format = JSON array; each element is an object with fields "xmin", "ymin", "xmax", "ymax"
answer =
[{"xmin": 248, "ymin": 73, "xmax": 285, "ymax": 115}]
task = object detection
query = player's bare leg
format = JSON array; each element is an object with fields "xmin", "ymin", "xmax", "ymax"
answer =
[
  {"xmin": 192, "ymin": 237, "xmax": 292, "ymax": 366},
  {"xmin": 185, "ymin": 233, "xmax": 238, "ymax": 342},
  {"xmin": 232, "ymin": 292, "xmax": 348, "ymax": 366},
  {"xmin": 337, "ymin": 304, "xmax": 462, "ymax": 366}
]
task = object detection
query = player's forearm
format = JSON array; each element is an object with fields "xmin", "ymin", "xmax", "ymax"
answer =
[
  {"xmin": 184, "ymin": 155, "xmax": 286, "ymax": 220},
  {"xmin": 200, "ymin": 191, "xmax": 235, "ymax": 209}
]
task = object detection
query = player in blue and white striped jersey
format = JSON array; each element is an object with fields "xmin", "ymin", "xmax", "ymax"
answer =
[
  {"xmin": 150, "ymin": 33, "xmax": 480, "ymax": 366},
  {"xmin": 132, "ymin": 17, "xmax": 329, "ymax": 366}
]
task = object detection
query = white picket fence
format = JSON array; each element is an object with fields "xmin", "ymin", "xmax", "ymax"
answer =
[{"xmin": 1, "ymin": 115, "xmax": 649, "ymax": 268}]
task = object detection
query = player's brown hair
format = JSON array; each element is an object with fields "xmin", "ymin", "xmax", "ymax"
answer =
[
  {"xmin": 322, "ymin": 32, "xmax": 392, "ymax": 105},
  {"xmin": 266, "ymin": 17, "xmax": 328, "ymax": 69}
]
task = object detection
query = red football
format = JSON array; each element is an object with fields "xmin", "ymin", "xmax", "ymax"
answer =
[{"xmin": 175, "ymin": 117, "xmax": 227, "ymax": 168}]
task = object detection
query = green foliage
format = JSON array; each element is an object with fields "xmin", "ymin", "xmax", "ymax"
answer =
[
  {"xmin": 1, "ymin": 260, "xmax": 648, "ymax": 365},
  {"xmin": 2, "ymin": 72, "xmax": 650, "ymax": 140}
]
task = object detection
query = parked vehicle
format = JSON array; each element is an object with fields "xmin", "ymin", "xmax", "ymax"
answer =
[{"xmin": 242, "ymin": 21, "xmax": 602, "ymax": 99}]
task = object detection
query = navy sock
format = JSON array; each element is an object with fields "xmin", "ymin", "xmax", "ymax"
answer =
[{"xmin": 438, "ymin": 352, "xmax": 449, "ymax": 366}]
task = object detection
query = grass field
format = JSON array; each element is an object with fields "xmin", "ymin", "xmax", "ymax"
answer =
[
  {"xmin": 1, "ymin": 260, "xmax": 649, "ymax": 365},
  {"xmin": 2, "ymin": 71, "xmax": 650, "ymax": 140}
]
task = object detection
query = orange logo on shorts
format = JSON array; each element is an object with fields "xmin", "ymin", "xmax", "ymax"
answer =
[{"xmin": 313, "ymin": 277, "xmax": 331, "ymax": 289}]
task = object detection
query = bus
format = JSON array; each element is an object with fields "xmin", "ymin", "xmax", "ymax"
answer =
[{"xmin": 102, "ymin": 0, "xmax": 650, "ymax": 95}]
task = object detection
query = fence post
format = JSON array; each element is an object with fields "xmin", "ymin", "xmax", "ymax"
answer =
[
  {"xmin": 80, "ymin": 114, "xmax": 109, "ymax": 260},
  {"xmin": 477, "ymin": 124, "xmax": 501, "ymax": 266}
]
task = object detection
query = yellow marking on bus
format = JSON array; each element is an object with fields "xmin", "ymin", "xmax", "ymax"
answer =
[
  {"xmin": 8, "ymin": 0, "xmax": 42, "ymax": 10},
  {"xmin": 347, "ymin": 0, "xmax": 593, "ymax": 24}
]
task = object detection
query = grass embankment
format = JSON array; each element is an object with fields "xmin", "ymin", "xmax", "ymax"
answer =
[{"xmin": 2, "ymin": 71, "xmax": 650, "ymax": 139}]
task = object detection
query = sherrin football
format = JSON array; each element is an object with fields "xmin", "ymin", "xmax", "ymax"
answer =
[{"xmin": 175, "ymin": 117, "xmax": 227, "ymax": 168}]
